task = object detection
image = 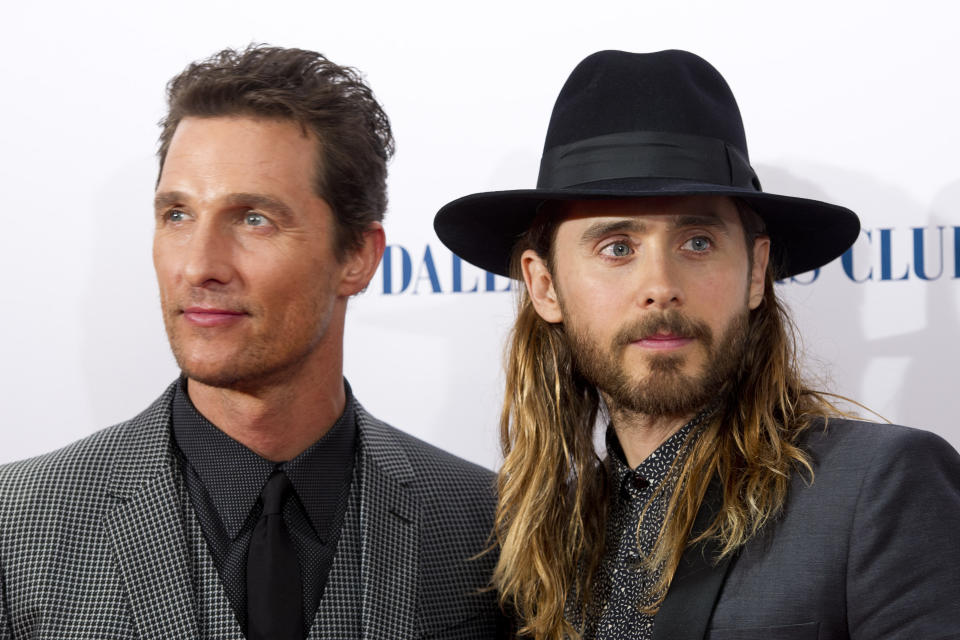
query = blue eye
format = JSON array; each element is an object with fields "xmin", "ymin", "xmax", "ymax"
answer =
[
  {"xmin": 602, "ymin": 241, "xmax": 632, "ymax": 257},
  {"xmin": 684, "ymin": 236, "xmax": 712, "ymax": 252},
  {"xmin": 167, "ymin": 209, "xmax": 186, "ymax": 222},
  {"xmin": 245, "ymin": 213, "xmax": 267, "ymax": 226}
]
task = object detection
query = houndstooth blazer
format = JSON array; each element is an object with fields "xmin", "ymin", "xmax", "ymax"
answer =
[{"xmin": 0, "ymin": 382, "xmax": 507, "ymax": 639}]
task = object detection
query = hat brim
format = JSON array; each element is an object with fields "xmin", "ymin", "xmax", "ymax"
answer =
[{"xmin": 434, "ymin": 178, "xmax": 860, "ymax": 279}]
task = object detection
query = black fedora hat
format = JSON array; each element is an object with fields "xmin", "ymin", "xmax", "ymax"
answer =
[{"xmin": 434, "ymin": 49, "xmax": 859, "ymax": 279}]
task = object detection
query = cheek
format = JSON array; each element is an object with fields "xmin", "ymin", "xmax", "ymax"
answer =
[
  {"xmin": 258, "ymin": 256, "xmax": 336, "ymax": 316},
  {"xmin": 558, "ymin": 275, "xmax": 626, "ymax": 335},
  {"xmin": 697, "ymin": 271, "xmax": 740, "ymax": 298},
  {"xmin": 687, "ymin": 271, "xmax": 750, "ymax": 327},
  {"xmin": 152, "ymin": 245, "xmax": 177, "ymax": 293}
]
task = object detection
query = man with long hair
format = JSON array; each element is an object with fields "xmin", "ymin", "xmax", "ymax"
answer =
[
  {"xmin": 435, "ymin": 50, "xmax": 960, "ymax": 639},
  {"xmin": 0, "ymin": 45, "xmax": 505, "ymax": 639}
]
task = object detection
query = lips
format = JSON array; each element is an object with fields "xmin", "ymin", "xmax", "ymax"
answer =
[
  {"xmin": 616, "ymin": 310, "xmax": 712, "ymax": 350},
  {"xmin": 634, "ymin": 333, "xmax": 694, "ymax": 350},
  {"xmin": 182, "ymin": 307, "xmax": 247, "ymax": 328}
]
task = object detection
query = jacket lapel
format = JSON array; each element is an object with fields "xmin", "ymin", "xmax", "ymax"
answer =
[
  {"xmin": 104, "ymin": 384, "xmax": 200, "ymax": 639},
  {"xmin": 355, "ymin": 406, "xmax": 420, "ymax": 640},
  {"xmin": 653, "ymin": 478, "xmax": 734, "ymax": 640}
]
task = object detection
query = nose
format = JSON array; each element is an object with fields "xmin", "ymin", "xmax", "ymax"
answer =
[
  {"xmin": 637, "ymin": 246, "xmax": 683, "ymax": 310},
  {"xmin": 182, "ymin": 218, "xmax": 235, "ymax": 288}
]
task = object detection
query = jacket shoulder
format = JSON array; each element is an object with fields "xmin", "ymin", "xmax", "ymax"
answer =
[
  {"xmin": 797, "ymin": 418, "xmax": 960, "ymax": 520},
  {"xmin": 802, "ymin": 417, "xmax": 958, "ymax": 471},
  {"xmin": 0, "ymin": 387, "xmax": 175, "ymax": 510},
  {"xmin": 0, "ymin": 422, "xmax": 127, "ymax": 501},
  {"xmin": 710, "ymin": 419, "xmax": 960, "ymax": 637},
  {"xmin": 354, "ymin": 402, "xmax": 496, "ymax": 497},
  {"xmin": 799, "ymin": 419, "xmax": 960, "ymax": 635},
  {"xmin": 353, "ymin": 402, "xmax": 505, "ymax": 637}
]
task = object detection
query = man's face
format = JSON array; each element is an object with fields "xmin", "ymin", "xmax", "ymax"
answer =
[
  {"xmin": 153, "ymin": 116, "xmax": 375, "ymax": 390},
  {"xmin": 522, "ymin": 196, "xmax": 770, "ymax": 418}
]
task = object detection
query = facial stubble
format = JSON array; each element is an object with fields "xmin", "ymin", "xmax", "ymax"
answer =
[
  {"xmin": 160, "ymin": 288, "xmax": 335, "ymax": 393},
  {"xmin": 566, "ymin": 307, "xmax": 749, "ymax": 417}
]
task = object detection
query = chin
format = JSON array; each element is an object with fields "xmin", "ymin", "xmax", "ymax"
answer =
[
  {"xmin": 174, "ymin": 346, "xmax": 311, "ymax": 392},
  {"xmin": 170, "ymin": 341, "xmax": 249, "ymax": 389},
  {"xmin": 176, "ymin": 360, "xmax": 245, "ymax": 389}
]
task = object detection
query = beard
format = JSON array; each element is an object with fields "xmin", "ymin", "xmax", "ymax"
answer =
[{"xmin": 566, "ymin": 308, "xmax": 749, "ymax": 417}]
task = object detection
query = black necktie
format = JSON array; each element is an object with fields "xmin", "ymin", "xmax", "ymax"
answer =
[{"xmin": 247, "ymin": 470, "xmax": 303, "ymax": 640}]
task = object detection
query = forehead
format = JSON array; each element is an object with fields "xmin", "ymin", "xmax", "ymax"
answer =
[
  {"xmin": 158, "ymin": 116, "xmax": 317, "ymax": 192},
  {"xmin": 554, "ymin": 195, "xmax": 742, "ymax": 229}
]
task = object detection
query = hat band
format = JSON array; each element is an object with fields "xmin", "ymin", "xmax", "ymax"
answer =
[{"xmin": 537, "ymin": 130, "xmax": 759, "ymax": 191}]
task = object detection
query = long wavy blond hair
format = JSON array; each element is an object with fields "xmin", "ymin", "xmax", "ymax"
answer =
[{"xmin": 493, "ymin": 209, "xmax": 844, "ymax": 639}]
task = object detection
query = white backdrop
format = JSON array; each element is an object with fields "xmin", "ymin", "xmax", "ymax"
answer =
[{"xmin": 1, "ymin": 0, "xmax": 958, "ymax": 467}]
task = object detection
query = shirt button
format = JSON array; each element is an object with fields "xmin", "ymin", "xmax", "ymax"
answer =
[{"xmin": 632, "ymin": 474, "xmax": 649, "ymax": 490}]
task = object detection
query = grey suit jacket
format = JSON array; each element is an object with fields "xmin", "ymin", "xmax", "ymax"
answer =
[
  {"xmin": 0, "ymin": 383, "xmax": 506, "ymax": 639},
  {"xmin": 653, "ymin": 419, "xmax": 960, "ymax": 640}
]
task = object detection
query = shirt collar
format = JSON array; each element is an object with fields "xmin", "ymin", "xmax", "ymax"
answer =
[
  {"xmin": 172, "ymin": 377, "xmax": 357, "ymax": 542},
  {"xmin": 606, "ymin": 405, "xmax": 715, "ymax": 499},
  {"xmin": 281, "ymin": 396, "xmax": 356, "ymax": 542}
]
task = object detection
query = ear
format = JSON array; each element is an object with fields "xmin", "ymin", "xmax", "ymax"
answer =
[
  {"xmin": 338, "ymin": 222, "xmax": 386, "ymax": 296},
  {"xmin": 521, "ymin": 249, "xmax": 563, "ymax": 323},
  {"xmin": 748, "ymin": 235, "xmax": 771, "ymax": 310}
]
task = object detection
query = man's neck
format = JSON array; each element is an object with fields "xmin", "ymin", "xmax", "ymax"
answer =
[
  {"xmin": 186, "ymin": 350, "xmax": 346, "ymax": 462},
  {"xmin": 608, "ymin": 404, "xmax": 696, "ymax": 469}
]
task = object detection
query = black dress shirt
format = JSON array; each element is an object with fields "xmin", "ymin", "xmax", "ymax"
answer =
[
  {"xmin": 582, "ymin": 408, "xmax": 713, "ymax": 640},
  {"xmin": 171, "ymin": 378, "xmax": 356, "ymax": 635}
]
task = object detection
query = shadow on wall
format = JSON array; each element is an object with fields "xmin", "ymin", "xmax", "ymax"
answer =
[
  {"xmin": 867, "ymin": 181, "xmax": 960, "ymax": 437},
  {"xmin": 757, "ymin": 163, "xmax": 959, "ymax": 447}
]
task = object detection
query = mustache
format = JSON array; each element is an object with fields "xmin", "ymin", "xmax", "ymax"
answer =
[
  {"xmin": 167, "ymin": 290, "xmax": 250, "ymax": 314},
  {"xmin": 614, "ymin": 310, "xmax": 712, "ymax": 346}
]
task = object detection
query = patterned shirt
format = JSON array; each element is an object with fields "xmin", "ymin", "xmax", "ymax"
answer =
[
  {"xmin": 171, "ymin": 377, "xmax": 356, "ymax": 636},
  {"xmin": 582, "ymin": 409, "xmax": 713, "ymax": 640}
]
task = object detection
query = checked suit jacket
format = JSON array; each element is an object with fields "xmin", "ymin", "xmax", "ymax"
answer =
[{"xmin": 0, "ymin": 382, "xmax": 507, "ymax": 639}]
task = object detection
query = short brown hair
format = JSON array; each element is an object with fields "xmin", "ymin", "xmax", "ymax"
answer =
[{"xmin": 158, "ymin": 44, "xmax": 395, "ymax": 258}]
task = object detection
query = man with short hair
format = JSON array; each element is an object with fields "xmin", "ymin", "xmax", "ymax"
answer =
[
  {"xmin": 0, "ymin": 45, "xmax": 504, "ymax": 639},
  {"xmin": 435, "ymin": 49, "xmax": 960, "ymax": 639}
]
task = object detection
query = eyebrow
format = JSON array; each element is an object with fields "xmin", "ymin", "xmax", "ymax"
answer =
[
  {"xmin": 578, "ymin": 213, "xmax": 729, "ymax": 245},
  {"xmin": 579, "ymin": 219, "xmax": 646, "ymax": 245},
  {"xmin": 153, "ymin": 191, "xmax": 297, "ymax": 224},
  {"xmin": 153, "ymin": 190, "xmax": 188, "ymax": 212},
  {"xmin": 225, "ymin": 193, "xmax": 296, "ymax": 223}
]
